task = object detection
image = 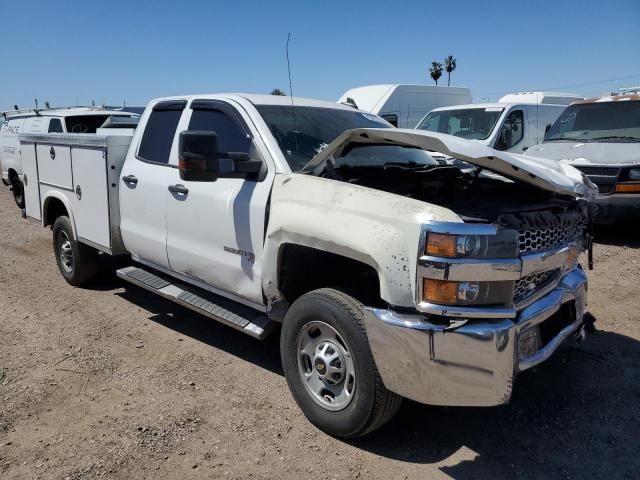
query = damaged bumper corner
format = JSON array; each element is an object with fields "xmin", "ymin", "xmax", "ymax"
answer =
[{"xmin": 363, "ymin": 266, "xmax": 587, "ymax": 407}]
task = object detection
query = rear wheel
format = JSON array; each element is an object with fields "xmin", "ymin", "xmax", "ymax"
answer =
[
  {"xmin": 10, "ymin": 175, "xmax": 24, "ymax": 209},
  {"xmin": 281, "ymin": 288, "xmax": 402, "ymax": 438},
  {"xmin": 52, "ymin": 216, "xmax": 99, "ymax": 286}
]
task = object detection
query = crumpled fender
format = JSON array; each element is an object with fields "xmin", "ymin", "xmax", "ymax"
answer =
[{"xmin": 262, "ymin": 173, "xmax": 462, "ymax": 308}]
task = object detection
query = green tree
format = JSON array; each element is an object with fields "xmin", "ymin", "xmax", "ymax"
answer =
[
  {"xmin": 270, "ymin": 88, "xmax": 286, "ymax": 96},
  {"xmin": 429, "ymin": 62, "xmax": 443, "ymax": 86},
  {"xmin": 444, "ymin": 55, "xmax": 457, "ymax": 86}
]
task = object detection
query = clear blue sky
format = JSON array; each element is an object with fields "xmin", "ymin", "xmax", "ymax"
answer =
[{"xmin": 1, "ymin": 0, "xmax": 639, "ymax": 110}]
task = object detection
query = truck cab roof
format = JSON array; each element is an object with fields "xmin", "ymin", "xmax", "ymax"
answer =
[{"xmin": 147, "ymin": 93, "xmax": 357, "ymax": 111}]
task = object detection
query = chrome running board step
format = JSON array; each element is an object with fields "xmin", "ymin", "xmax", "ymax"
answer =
[{"xmin": 116, "ymin": 266, "xmax": 274, "ymax": 340}]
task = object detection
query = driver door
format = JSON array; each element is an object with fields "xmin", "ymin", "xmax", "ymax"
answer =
[{"xmin": 164, "ymin": 100, "xmax": 272, "ymax": 306}]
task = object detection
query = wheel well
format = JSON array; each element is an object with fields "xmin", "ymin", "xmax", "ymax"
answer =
[
  {"xmin": 43, "ymin": 198, "xmax": 69, "ymax": 227},
  {"xmin": 278, "ymin": 244, "xmax": 385, "ymax": 308}
]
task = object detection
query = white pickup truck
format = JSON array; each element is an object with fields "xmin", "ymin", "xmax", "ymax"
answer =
[{"xmin": 19, "ymin": 93, "xmax": 596, "ymax": 438}]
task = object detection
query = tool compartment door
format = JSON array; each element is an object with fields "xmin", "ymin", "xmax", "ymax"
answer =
[
  {"xmin": 37, "ymin": 144, "xmax": 72, "ymax": 190},
  {"xmin": 21, "ymin": 142, "xmax": 42, "ymax": 220},
  {"xmin": 70, "ymin": 147, "xmax": 111, "ymax": 249}
]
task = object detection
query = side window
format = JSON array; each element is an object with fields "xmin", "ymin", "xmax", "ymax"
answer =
[
  {"xmin": 188, "ymin": 108, "xmax": 250, "ymax": 154},
  {"xmin": 379, "ymin": 113, "xmax": 398, "ymax": 127},
  {"xmin": 48, "ymin": 118, "xmax": 63, "ymax": 133},
  {"xmin": 138, "ymin": 101, "xmax": 186, "ymax": 164},
  {"xmin": 497, "ymin": 110, "xmax": 524, "ymax": 150}
]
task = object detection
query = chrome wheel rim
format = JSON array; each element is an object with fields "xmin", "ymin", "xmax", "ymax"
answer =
[
  {"xmin": 58, "ymin": 231, "xmax": 73, "ymax": 273},
  {"xmin": 296, "ymin": 321, "xmax": 356, "ymax": 411}
]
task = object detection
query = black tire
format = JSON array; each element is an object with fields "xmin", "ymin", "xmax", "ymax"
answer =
[
  {"xmin": 52, "ymin": 216, "xmax": 99, "ymax": 286},
  {"xmin": 281, "ymin": 288, "xmax": 402, "ymax": 439},
  {"xmin": 10, "ymin": 175, "xmax": 25, "ymax": 209}
]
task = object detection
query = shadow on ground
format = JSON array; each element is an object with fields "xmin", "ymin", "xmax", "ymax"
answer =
[
  {"xmin": 593, "ymin": 222, "xmax": 640, "ymax": 248},
  {"xmin": 102, "ymin": 266, "xmax": 639, "ymax": 479},
  {"xmin": 352, "ymin": 329, "xmax": 640, "ymax": 479},
  {"xmin": 115, "ymin": 282, "xmax": 283, "ymax": 376}
]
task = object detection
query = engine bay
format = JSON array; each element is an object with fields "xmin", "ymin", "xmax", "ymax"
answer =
[{"xmin": 321, "ymin": 163, "xmax": 579, "ymax": 224}]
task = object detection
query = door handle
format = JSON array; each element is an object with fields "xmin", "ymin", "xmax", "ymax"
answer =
[
  {"xmin": 168, "ymin": 184, "xmax": 189, "ymax": 195},
  {"xmin": 122, "ymin": 174, "xmax": 138, "ymax": 185}
]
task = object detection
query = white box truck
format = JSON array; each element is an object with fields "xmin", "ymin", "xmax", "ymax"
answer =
[
  {"xmin": 18, "ymin": 93, "xmax": 595, "ymax": 439},
  {"xmin": 337, "ymin": 84, "xmax": 472, "ymax": 128}
]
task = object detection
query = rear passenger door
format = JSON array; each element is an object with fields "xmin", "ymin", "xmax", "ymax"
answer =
[{"xmin": 119, "ymin": 100, "xmax": 186, "ymax": 269}]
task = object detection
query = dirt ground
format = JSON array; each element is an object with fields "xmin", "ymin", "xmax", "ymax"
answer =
[{"xmin": 0, "ymin": 185, "xmax": 639, "ymax": 480}]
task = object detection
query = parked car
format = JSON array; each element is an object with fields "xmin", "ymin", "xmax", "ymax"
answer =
[
  {"xmin": 416, "ymin": 92, "xmax": 581, "ymax": 158},
  {"xmin": 19, "ymin": 93, "xmax": 595, "ymax": 438},
  {"xmin": 1, "ymin": 106, "xmax": 140, "ymax": 208},
  {"xmin": 526, "ymin": 92, "xmax": 640, "ymax": 222},
  {"xmin": 337, "ymin": 84, "xmax": 472, "ymax": 128}
]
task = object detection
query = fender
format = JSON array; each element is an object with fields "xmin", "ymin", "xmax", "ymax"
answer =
[
  {"xmin": 262, "ymin": 174, "xmax": 462, "ymax": 308},
  {"xmin": 42, "ymin": 191, "xmax": 78, "ymax": 238}
]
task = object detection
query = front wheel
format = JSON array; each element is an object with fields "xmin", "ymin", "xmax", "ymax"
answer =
[
  {"xmin": 10, "ymin": 175, "xmax": 24, "ymax": 209},
  {"xmin": 281, "ymin": 288, "xmax": 402, "ymax": 438},
  {"xmin": 52, "ymin": 216, "xmax": 99, "ymax": 286}
]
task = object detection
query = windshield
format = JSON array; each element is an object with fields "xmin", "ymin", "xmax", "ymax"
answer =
[
  {"xmin": 417, "ymin": 107, "xmax": 503, "ymax": 140},
  {"xmin": 336, "ymin": 144, "xmax": 438, "ymax": 168},
  {"xmin": 65, "ymin": 114, "xmax": 136, "ymax": 134},
  {"xmin": 256, "ymin": 105, "xmax": 390, "ymax": 171},
  {"xmin": 545, "ymin": 101, "xmax": 640, "ymax": 142}
]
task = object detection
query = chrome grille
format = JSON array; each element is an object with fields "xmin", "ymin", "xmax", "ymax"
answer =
[
  {"xmin": 514, "ymin": 269, "xmax": 559, "ymax": 303},
  {"xmin": 519, "ymin": 223, "xmax": 584, "ymax": 253},
  {"xmin": 574, "ymin": 166, "xmax": 620, "ymax": 177}
]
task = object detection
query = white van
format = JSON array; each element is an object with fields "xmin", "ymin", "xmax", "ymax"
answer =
[
  {"xmin": 1, "ymin": 107, "xmax": 139, "ymax": 208},
  {"xmin": 415, "ymin": 92, "xmax": 582, "ymax": 155},
  {"xmin": 337, "ymin": 84, "xmax": 472, "ymax": 128},
  {"xmin": 525, "ymin": 92, "xmax": 640, "ymax": 222}
]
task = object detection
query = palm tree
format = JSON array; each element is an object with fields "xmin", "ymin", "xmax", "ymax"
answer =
[
  {"xmin": 444, "ymin": 55, "xmax": 457, "ymax": 86},
  {"xmin": 270, "ymin": 88, "xmax": 286, "ymax": 96},
  {"xmin": 429, "ymin": 62, "xmax": 443, "ymax": 86}
]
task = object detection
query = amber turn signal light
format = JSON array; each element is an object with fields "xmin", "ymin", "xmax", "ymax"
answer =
[
  {"xmin": 423, "ymin": 278, "xmax": 459, "ymax": 305},
  {"xmin": 615, "ymin": 183, "xmax": 640, "ymax": 193},
  {"xmin": 425, "ymin": 233, "xmax": 457, "ymax": 257}
]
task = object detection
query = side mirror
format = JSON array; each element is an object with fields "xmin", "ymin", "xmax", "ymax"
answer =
[
  {"xmin": 178, "ymin": 130, "xmax": 219, "ymax": 181},
  {"xmin": 544, "ymin": 123, "xmax": 552, "ymax": 134}
]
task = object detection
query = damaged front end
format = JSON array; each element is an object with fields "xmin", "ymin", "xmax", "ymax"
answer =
[{"xmin": 304, "ymin": 128, "xmax": 595, "ymax": 407}]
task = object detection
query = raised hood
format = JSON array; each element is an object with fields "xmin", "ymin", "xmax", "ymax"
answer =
[{"xmin": 303, "ymin": 128, "xmax": 596, "ymax": 199}]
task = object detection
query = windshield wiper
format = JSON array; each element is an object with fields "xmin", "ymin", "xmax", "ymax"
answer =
[
  {"xmin": 382, "ymin": 161, "xmax": 439, "ymax": 169},
  {"xmin": 545, "ymin": 137, "xmax": 590, "ymax": 142},
  {"xmin": 590, "ymin": 135, "xmax": 640, "ymax": 143}
]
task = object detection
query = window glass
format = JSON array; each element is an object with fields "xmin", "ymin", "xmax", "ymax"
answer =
[
  {"xmin": 496, "ymin": 110, "xmax": 524, "ymax": 150},
  {"xmin": 417, "ymin": 108, "xmax": 503, "ymax": 140},
  {"xmin": 545, "ymin": 101, "xmax": 640, "ymax": 142},
  {"xmin": 256, "ymin": 105, "xmax": 390, "ymax": 171},
  {"xmin": 48, "ymin": 118, "xmax": 63, "ymax": 133},
  {"xmin": 379, "ymin": 113, "xmax": 398, "ymax": 127},
  {"xmin": 188, "ymin": 109, "xmax": 250, "ymax": 153},
  {"xmin": 138, "ymin": 109, "xmax": 183, "ymax": 163},
  {"xmin": 336, "ymin": 145, "xmax": 438, "ymax": 168},
  {"xmin": 65, "ymin": 115, "xmax": 114, "ymax": 133}
]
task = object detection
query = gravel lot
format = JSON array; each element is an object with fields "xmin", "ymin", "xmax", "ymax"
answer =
[{"xmin": 0, "ymin": 185, "xmax": 639, "ymax": 480}]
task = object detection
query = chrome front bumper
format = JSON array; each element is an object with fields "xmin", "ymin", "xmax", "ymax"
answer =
[{"xmin": 364, "ymin": 266, "xmax": 587, "ymax": 407}]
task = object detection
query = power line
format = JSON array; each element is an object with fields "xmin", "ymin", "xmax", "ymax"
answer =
[
  {"xmin": 475, "ymin": 73, "xmax": 640, "ymax": 96},
  {"xmin": 542, "ymin": 73, "xmax": 640, "ymax": 91}
]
